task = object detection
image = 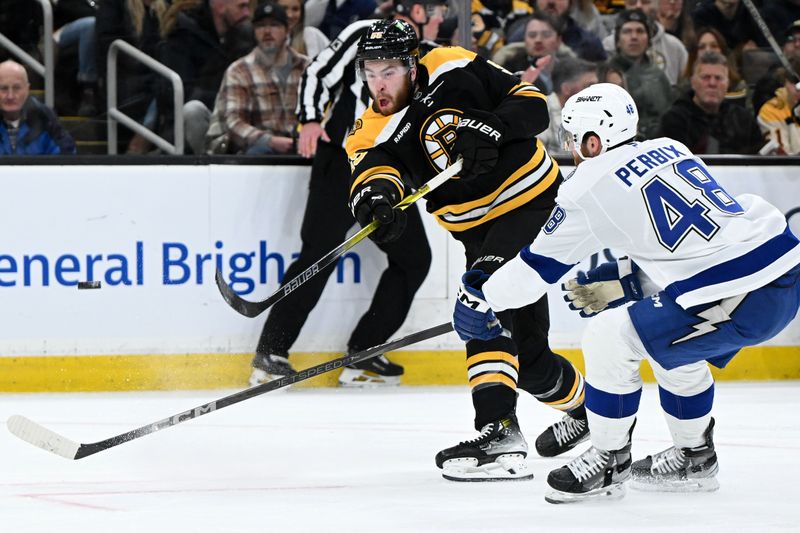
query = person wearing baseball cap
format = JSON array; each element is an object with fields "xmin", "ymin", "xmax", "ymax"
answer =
[
  {"xmin": 607, "ymin": 8, "xmax": 672, "ymax": 140},
  {"xmin": 253, "ymin": 0, "xmax": 289, "ymax": 28},
  {"xmin": 205, "ymin": 0, "xmax": 307, "ymax": 155}
]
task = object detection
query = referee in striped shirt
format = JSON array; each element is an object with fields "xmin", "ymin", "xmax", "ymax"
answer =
[{"xmin": 249, "ymin": 0, "xmax": 448, "ymax": 387}]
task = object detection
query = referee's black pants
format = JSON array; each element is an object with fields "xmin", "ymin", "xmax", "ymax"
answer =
[{"xmin": 257, "ymin": 141, "xmax": 432, "ymax": 356}]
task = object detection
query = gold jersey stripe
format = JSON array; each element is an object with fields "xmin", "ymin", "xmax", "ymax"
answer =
[
  {"xmin": 469, "ymin": 373, "xmax": 517, "ymax": 390},
  {"xmin": 351, "ymin": 166, "xmax": 404, "ymax": 197},
  {"xmin": 466, "ymin": 351, "xmax": 520, "ymax": 370},
  {"xmin": 508, "ymin": 83, "xmax": 547, "ymax": 102},
  {"xmin": 420, "ymin": 47, "xmax": 477, "ymax": 82},
  {"xmin": 433, "ymin": 144, "xmax": 546, "ymax": 216},
  {"xmin": 434, "ymin": 158, "xmax": 560, "ymax": 232},
  {"xmin": 543, "ymin": 371, "xmax": 583, "ymax": 406},
  {"xmin": 345, "ymin": 107, "xmax": 394, "ymax": 158}
]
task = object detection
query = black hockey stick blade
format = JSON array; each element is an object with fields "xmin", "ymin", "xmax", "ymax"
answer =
[
  {"xmin": 215, "ymin": 159, "xmax": 463, "ymax": 318},
  {"xmin": 7, "ymin": 322, "xmax": 454, "ymax": 460}
]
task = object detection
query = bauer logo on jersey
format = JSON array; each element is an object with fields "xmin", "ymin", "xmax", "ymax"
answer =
[
  {"xmin": 543, "ymin": 206, "xmax": 566, "ymax": 234},
  {"xmin": 420, "ymin": 108, "xmax": 461, "ymax": 171}
]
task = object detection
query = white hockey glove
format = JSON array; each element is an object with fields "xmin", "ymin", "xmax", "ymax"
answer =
[
  {"xmin": 453, "ymin": 270, "xmax": 503, "ymax": 341},
  {"xmin": 562, "ymin": 257, "xmax": 644, "ymax": 317}
]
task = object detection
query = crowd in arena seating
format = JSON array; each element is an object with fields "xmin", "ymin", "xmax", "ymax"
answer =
[{"xmin": 1, "ymin": 0, "xmax": 799, "ymax": 155}]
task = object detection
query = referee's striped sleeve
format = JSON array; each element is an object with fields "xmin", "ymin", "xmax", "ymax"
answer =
[{"xmin": 296, "ymin": 19, "xmax": 374, "ymax": 123}]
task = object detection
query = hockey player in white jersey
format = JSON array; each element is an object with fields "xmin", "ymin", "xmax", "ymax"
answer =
[{"xmin": 452, "ymin": 83, "xmax": 800, "ymax": 502}]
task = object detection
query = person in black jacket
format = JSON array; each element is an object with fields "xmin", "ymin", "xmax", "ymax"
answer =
[
  {"xmin": 159, "ymin": 0, "xmax": 255, "ymax": 153},
  {"xmin": 659, "ymin": 51, "xmax": 764, "ymax": 154}
]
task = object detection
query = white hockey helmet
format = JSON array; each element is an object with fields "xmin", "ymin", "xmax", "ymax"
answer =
[{"xmin": 560, "ymin": 83, "xmax": 639, "ymax": 157}]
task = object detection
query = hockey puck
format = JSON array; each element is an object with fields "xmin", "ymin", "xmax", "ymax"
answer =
[{"xmin": 77, "ymin": 281, "xmax": 102, "ymax": 290}]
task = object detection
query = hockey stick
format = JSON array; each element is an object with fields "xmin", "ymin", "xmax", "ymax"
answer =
[
  {"xmin": 215, "ymin": 159, "xmax": 463, "ymax": 318},
  {"xmin": 741, "ymin": 0, "xmax": 800, "ymax": 80},
  {"xmin": 7, "ymin": 322, "xmax": 454, "ymax": 460}
]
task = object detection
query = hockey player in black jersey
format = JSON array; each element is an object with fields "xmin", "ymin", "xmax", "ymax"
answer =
[
  {"xmin": 346, "ymin": 19, "xmax": 590, "ymax": 480},
  {"xmin": 249, "ymin": 0, "xmax": 447, "ymax": 388}
]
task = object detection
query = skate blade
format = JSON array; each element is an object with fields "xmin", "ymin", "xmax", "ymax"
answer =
[
  {"xmin": 249, "ymin": 369, "xmax": 291, "ymax": 389},
  {"xmin": 338, "ymin": 368, "xmax": 401, "ymax": 388},
  {"xmin": 631, "ymin": 475, "xmax": 719, "ymax": 493},
  {"xmin": 442, "ymin": 454, "xmax": 533, "ymax": 482},
  {"xmin": 545, "ymin": 482, "xmax": 626, "ymax": 504}
]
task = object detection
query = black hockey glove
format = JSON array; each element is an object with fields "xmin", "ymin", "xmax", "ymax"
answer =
[
  {"xmin": 350, "ymin": 181, "xmax": 407, "ymax": 243},
  {"xmin": 451, "ymin": 109, "xmax": 505, "ymax": 181}
]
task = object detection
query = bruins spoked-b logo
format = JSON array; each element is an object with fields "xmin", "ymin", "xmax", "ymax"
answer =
[{"xmin": 420, "ymin": 108, "xmax": 462, "ymax": 172}]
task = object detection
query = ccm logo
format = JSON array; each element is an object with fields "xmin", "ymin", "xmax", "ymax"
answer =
[{"xmin": 457, "ymin": 118, "xmax": 501, "ymax": 141}]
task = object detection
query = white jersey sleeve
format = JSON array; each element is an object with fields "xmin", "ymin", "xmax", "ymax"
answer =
[
  {"xmin": 484, "ymin": 137, "xmax": 800, "ymax": 312},
  {"xmin": 483, "ymin": 196, "xmax": 601, "ymax": 312}
]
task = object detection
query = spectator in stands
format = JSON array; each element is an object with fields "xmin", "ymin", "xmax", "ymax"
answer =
[
  {"xmin": 751, "ymin": 20, "xmax": 800, "ymax": 115},
  {"xmin": 159, "ymin": 0, "xmax": 255, "ymax": 154},
  {"xmin": 757, "ymin": 58, "xmax": 800, "ymax": 155},
  {"xmin": 784, "ymin": 19, "xmax": 800, "ymax": 62},
  {"xmin": 681, "ymin": 27, "xmax": 748, "ymax": 106},
  {"xmin": 607, "ymin": 8, "xmax": 673, "ymax": 139},
  {"xmin": 53, "ymin": 0, "xmax": 100, "ymax": 116},
  {"xmin": 760, "ymin": 2, "xmax": 800, "ymax": 48},
  {"xmin": 537, "ymin": 57, "xmax": 599, "ymax": 155},
  {"xmin": 692, "ymin": 0, "xmax": 762, "ymax": 52},
  {"xmin": 657, "ymin": 0, "xmax": 694, "ymax": 47},
  {"xmin": 493, "ymin": 12, "xmax": 575, "ymax": 93},
  {"xmin": 478, "ymin": 0, "xmax": 534, "ymax": 40},
  {"xmin": 571, "ymin": 0, "xmax": 609, "ymax": 39},
  {"xmin": 205, "ymin": 1, "xmax": 307, "ymax": 154},
  {"xmin": 601, "ymin": 0, "xmax": 688, "ymax": 86},
  {"xmin": 0, "ymin": 60, "xmax": 76, "ymax": 155},
  {"xmin": 660, "ymin": 51, "xmax": 763, "ymax": 154},
  {"xmin": 277, "ymin": 0, "xmax": 329, "ymax": 58},
  {"xmin": 96, "ymin": 0, "xmax": 168, "ymax": 154},
  {"xmin": 536, "ymin": 0, "xmax": 608, "ymax": 61},
  {"xmin": 317, "ymin": 0, "xmax": 381, "ymax": 39}
]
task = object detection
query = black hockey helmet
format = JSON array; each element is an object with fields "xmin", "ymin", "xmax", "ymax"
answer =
[{"xmin": 356, "ymin": 19, "xmax": 420, "ymax": 79}]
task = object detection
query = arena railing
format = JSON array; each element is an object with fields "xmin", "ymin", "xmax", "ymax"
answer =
[
  {"xmin": 0, "ymin": 0, "xmax": 54, "ymax": 108},
  {"xmin": 107, "ymin": 39, "xmax": 185, "ymax": 155}
]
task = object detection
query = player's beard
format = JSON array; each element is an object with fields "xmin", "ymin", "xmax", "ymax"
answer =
[{"xmin": 373, "ymin": 78, "xmax": 413, "ymax": 115}]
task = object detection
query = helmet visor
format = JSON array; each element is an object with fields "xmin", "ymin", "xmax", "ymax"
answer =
[{"xmin": 357, "ymin": 59, "xmax": 413, "ymax": 83}]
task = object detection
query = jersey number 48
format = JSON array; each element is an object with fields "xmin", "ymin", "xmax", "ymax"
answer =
[{"xmin": 642, "ymin": 159, "xmax": 744, "ymax": 252}]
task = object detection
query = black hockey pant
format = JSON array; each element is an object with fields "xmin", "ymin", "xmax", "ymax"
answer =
[{"xmin": 454, "ymin": 205, "xmax": 585, "ymax": 429}]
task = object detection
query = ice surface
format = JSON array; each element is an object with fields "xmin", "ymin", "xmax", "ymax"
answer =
[{"xmin": 1, "ymin": 383, "xmax": 798, "ymax": 532}]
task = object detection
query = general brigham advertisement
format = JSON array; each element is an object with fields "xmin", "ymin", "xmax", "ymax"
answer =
[{"xmin": 0, "ymin": 164, "xmax": 797, "ymax": 356}]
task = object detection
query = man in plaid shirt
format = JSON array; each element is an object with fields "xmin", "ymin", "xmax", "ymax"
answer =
[{"xmin": 206, "ymin": 1, "xmax": 307, "ymax": 154}]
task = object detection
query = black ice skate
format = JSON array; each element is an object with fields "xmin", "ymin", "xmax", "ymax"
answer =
[
  {"xmin": 435, "ymin": 414, "xmax": 533, "ymax": 481},
  {"xmin": 249, "ymin": 353, "xmax": 296, "ymax": 386},
  {"xmin": 545, "ymin": 421, "xmax": 635, "ymax": 503},
  {"xmin": 631, "ymin": 418, "xmax": 719, "ymax": 492},
  {"xmin": 535, "ymin": 412, "xmax": 589, "ymax": 457},
  {"xmin": 338, "ymin": 353, "xmax": 403, "ymax": 387}
]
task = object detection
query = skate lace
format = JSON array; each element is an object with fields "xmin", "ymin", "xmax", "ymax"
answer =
[
  {"xmin": 553, "ymin": 415, "xmax": 586, "ymax": 446},
  {"xmin": 567, "ymin": 447, "xmax": 611, "ymax": 482},
  {"xmin": 651, "ymin": 447, "xmax": 686, "ymax": 474},
  {"xmin": 460, "ymin": 422, "xmax": 498, "ymax": 446}
]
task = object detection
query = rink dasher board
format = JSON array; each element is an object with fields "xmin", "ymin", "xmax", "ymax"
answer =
[{"xmin": 0, "ymin": 162, "xmax": 797, "ymax": 391}]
